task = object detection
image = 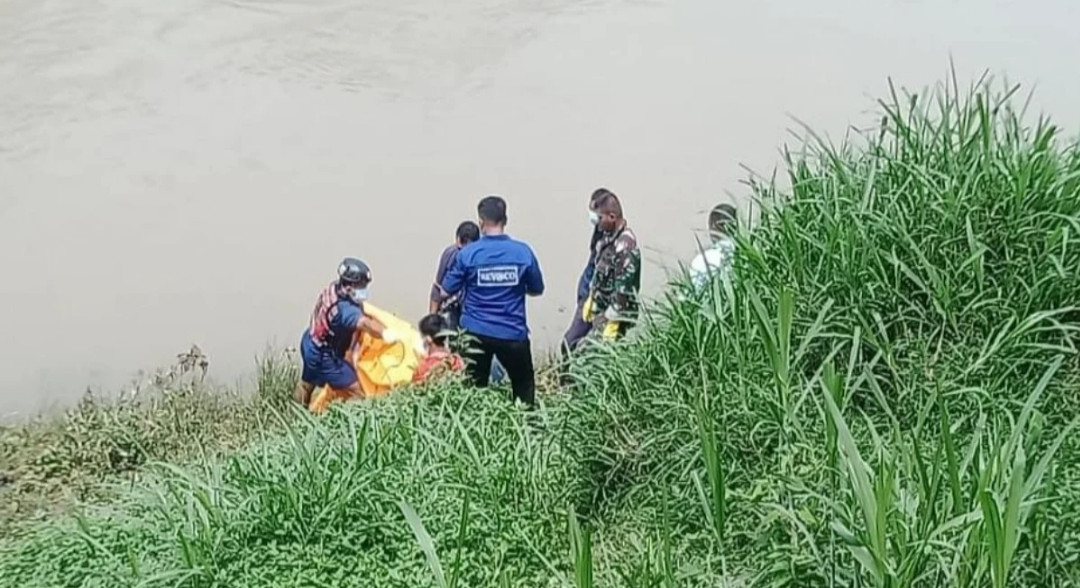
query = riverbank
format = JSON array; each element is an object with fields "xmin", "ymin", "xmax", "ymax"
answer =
[
  {"xmin": 2, "ymin": 77, "xmax": 1080, "ymax": 587},
  {"xmin": 0, "ymin": 349, "xmax": 300, "ymax": 536}
]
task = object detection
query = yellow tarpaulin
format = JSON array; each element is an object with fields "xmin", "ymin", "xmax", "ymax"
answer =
[{"xmin": 308, "ymin": 303, "xmax": 423, "ymax": 414}]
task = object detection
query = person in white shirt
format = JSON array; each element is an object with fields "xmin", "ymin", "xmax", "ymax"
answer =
[{"xmin": 688, "ymin": 203, "xmax": 736, "ymax": 289}]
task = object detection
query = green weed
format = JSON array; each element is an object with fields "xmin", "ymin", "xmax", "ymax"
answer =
[{"xmin": 2, "ymin": 71, "xmax": 1080, "ymax": 587}]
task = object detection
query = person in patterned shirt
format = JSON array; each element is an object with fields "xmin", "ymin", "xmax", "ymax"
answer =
[
  {"xmin": 582, "ymin": 191, "xmax": 641, "ymax": 341},
  {"xmin": 561, "ymin": 188, "xmax": 610, "ymax": 354}
]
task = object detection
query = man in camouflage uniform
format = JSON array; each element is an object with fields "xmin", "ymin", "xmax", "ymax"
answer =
[{"xmin": 583, "ymin": 191, "xmax": 641, "ymax": 341}]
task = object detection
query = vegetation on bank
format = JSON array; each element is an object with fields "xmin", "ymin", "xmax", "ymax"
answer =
[
  {"xmin": 2, "ymin": 75, "xmax": 1080, "ymax": 587},
  {"xmin": 0, "ymin": 349, "xmax": 299, "ymax": 536}
]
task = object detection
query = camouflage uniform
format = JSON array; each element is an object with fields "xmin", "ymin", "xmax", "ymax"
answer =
[{"xmin": 587, "ymin": 224, "xmax": 641, "ymax": 335}]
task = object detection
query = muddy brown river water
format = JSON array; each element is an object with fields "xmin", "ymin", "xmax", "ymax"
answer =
[{"xmin": 1, "ymin": 0, "xmax": 1078, "ymax": 416}]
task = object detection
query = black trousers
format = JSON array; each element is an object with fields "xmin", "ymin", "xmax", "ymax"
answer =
[{"xmin": 466, "ymin": 332, "xmax": 535, "ymax": 406}]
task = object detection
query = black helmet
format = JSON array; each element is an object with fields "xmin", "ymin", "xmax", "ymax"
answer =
[
  {"xmin": 338, "ymin": 257, "xmax": 372, "ymax": 285},
  {"xmin": 708, "ymin": 203, "xmax": 737, "ymax": 234}
]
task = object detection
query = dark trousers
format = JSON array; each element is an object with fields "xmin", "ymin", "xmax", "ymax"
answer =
[
  {"xmin": 447, "ymin": 309, "xmax": 507, "ymax": 384},
  {"xmin": 466, "ymin": 332, "xmax": 535, "ymax": 406},
  {"xmin": 561, "ymin": 299, "xmax": 593, "ymax": 357}
]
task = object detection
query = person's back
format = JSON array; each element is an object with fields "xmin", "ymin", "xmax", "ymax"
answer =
[
  {"xmin": 430, "ymin": 221, "xmax": 481, "ymax": 329},
  {"xmin": 451, "ymin": 235, "xmax": 543, "ymax": 340},
  {"xmin": 304, "ymin": 281, "xmax": 362, "ymax": 359},
  {"xmin": 429, "ymin": 219, "xmax": 509, "ymax": 385},
  {"xmin": 441, "ymin": 195, "xmax": 544, "ymax": 406}
]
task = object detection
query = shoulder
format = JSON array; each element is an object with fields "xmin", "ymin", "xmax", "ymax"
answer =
[
  {"xmin": 336, "ymin": 300, "xmax": 363, "ymax": 323},
  {"xmin": 437, "ymin": 246, "xmax": 458, "ymax": 272},
  {"xmin": 486, "ymin": 236, "xmax": 537, "ymax": 261},
  {"xmin": 690, "ymin": 247, "xmax": 724, "ymax": 271},
  {"xmin": 454, "ymin": 242, "xmax": 480, "ymax": 264},
  {"xmin": 416, "ymin": 354, "xmax": 438, "ymax": 371},
  {"xmin": 509, "ymin": 237, "xmax": 539, "ymax": 258},
  {"xmin": 615, "ymin": 228, "xmax": 640, "ymax": 252}
]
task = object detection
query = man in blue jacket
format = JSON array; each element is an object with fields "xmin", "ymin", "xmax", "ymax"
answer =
[
  {"xmin": 441, "ymin": 195, "xmax": 545, "ymax": 406},
  {"xmin": 561, "ymin": 188, "xmax": 610, "ymax": 354}
]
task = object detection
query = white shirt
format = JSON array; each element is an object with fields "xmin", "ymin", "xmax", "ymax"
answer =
[{"xmin": 688, "ymin": 237, "xmax": 735, "ymax": 289}]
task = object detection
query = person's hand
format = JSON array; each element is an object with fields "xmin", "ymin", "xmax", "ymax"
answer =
[
  {"xmin": 381, "ymin": 328, "xmax": 400, "ymax": 344},
  {"xmin": 602, "ymin": 321, "xmax": 620, "ymax": 341},
  {"xmin": 581, "ymin": 295, "xmax": 595, "ymax": 321}
]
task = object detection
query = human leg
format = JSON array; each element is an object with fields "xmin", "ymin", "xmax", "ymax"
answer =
[
  {"xmin": 464, "ymin": 332, "xmax": 495, "ymax": 388},
  {"xmin": 299, "ymin": 338, "xmax": 325, "ymax": 405},
  {"xmin": 303, "ymin": 352, "xmax": 361, "ymax": 413},
  {"xmin": 561, "ymin": 300, "xmax": 592, "ymax": 357},
  {"xmin": 295, "ymin": 380, "xmax": 316, "ymax": 405},
  {"xmin": 492, "ymin": 337, "xmax": 536, "ymax": 407},
  {"xmin": 323, "ymin": 355, "xmax": 359, "ymax": 391}
]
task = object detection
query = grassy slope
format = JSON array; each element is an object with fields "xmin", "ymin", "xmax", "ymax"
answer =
[
  {"xmin": 2, "ymin": 76, "xmax": 1080, "ymax": 587},
  {"xmin": 0, "ymin": 351, "xmax": 300, "ymax": 537}
]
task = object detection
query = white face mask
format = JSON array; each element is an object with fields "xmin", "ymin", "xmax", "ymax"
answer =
[
  {"xmin": 350, "ymin": 287, "xmax": 369, "ymax": 303},
  {"xmin": 588, "ymin": 210, "xmax": 600, "ymax": 226}
]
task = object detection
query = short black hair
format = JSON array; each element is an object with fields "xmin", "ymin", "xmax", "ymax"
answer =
[
  {"xmin": 591, "ymin": 187, "xmax": 614, "ymax": 202},
  {"xmin": 477, "ymin": 195, "xmax": 507, "ymax": 225},
  {"xmin": 456, "ymin": 221, "xmax": 480, "ymax": 244},
  {"xmin": 593, "ymin": 189, "xmax": 623, "ymax": 217},
  {"xmin": 419, "ymin": 314, "xmax": 451, "ymax": 346},
  {"xmin": 709, "ymin": 203, "xmax": 737, "ymax": 235}
]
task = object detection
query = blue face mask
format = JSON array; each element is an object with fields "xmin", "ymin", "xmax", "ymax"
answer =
[{"xmin": 350, "ymin": 288, "xmax": 369, "ymax": 303}]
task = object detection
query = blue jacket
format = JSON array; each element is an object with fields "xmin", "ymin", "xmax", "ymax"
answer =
[
  {"xmin": 576, "ymin": 227, "xmax": 603, "ymax": 303},
  {"xmin": 441, "ymin": 234, "xmax": 545, "ymax": 341}
]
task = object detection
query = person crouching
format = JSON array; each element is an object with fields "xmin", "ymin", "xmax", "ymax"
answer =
[
  {"xmin": 295, "ymin": 258, "xmax": 400, "ymax": 406},
  {"xmin": 413, "ymin": 314, "xmax": 465, "ymax": 383}
]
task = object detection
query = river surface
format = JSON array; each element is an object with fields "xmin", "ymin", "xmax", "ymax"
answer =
[{"xmin": 1, "ymin": 0, "xmax": 1077, "ymax": 416}]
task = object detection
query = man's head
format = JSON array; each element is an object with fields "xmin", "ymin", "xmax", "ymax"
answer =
[
  {"xmin": 455, "ymin": 220, "xmax": 480, "ymax": 247},
  {"xmin": 337, "ymin": 257, "xmax": 372, "ymax": 303},
  {"xmin": 418, "ymin": 313, "xmax": 451, "ymax": 351},
  {"xmin": 588, "ymin": 188, "xmax": 614, "ymax": 227},
  {"xmin": 477, "ymin": 195, "xmax": 508, "ymax": 235},
  {"xmin": 589, "ymin": 189, "xmax": 624, "ymax": 233},
  {"xmin": 708, "ymin": 203, "xmax": 737, "ymax": 243}
]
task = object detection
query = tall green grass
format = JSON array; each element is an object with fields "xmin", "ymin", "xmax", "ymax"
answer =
[
  {"xmin": 2, "ymin": 74, "xmax": 1079, "ymax": 586},
  {"xmin": 561, "ymin": 73, "xmax": 1080, "ymax": 587},
  {"xmin": 0, "ymin": 382, "xmax": 575, "ymax": 586}
]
